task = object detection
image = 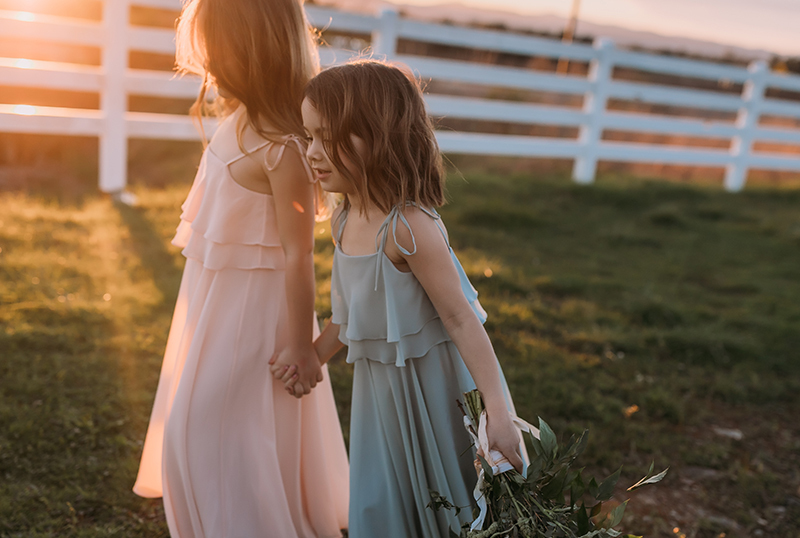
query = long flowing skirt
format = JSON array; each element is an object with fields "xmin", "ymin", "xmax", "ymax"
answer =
[
  {"xmin": 134, "ymin": 259, "xmax": 349, "ymax": 538},
  {"xmin": 348, "ymin": 341, "xmax": 477, "ymax": 538}
]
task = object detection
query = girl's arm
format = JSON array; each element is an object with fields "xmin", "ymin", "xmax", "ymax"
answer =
[
  {"xmin": 267, "ymin": 143, "xmax": 322, "ymax": 396},
  {"xmin": 314, "ymin": 320, "xmax": 345, "ymax": 365},
  {"xmin": 388, "ymin": 209, "xmax": 524, "ymax": 471}
]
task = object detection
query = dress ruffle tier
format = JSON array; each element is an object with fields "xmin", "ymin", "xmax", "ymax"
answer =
[
  {"xmin": 171, "ymin": 151, "xmax": 287, "ymax": 272},
  {"xmin": 331, "ymin": 248, "xmax": 487, "ymax": 367}
]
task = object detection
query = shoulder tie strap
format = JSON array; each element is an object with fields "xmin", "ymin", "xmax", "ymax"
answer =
[
  {"xmin": 415, "ymin": 205, "xmax": 450, "ymax": 247},
  {"xmin": 263, "ymin": 135, "xmax": 315, "ymax": 183},
  {"xmin": 225, "ymin": 140, "xmax": 273, "ymax": 166},
  {"xmin": 370, "ymin": 203, "xmax": 446, "ymax": 291},
  {"xmin": 224, "ymin": 135, "xmax": 313, "ymax": 184}
]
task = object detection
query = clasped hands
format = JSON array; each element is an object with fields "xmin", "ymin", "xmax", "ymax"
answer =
[{"xmin": 268, "ymin": 344, "xmax": 323, "ymax": 398}]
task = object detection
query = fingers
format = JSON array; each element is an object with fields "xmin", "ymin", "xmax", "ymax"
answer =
[
  {"xmin": 279, "ymin": 365, "xmax": 297, "ymax": 384},
  {"xmin": 287, "ymin": 382, "xmax": 311, "ymax": 399},
  {"xmin": 505, "ymin": 446, "xmax": 524, "ymax": 473}
]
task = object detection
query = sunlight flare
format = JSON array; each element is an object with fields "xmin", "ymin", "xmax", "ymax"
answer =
[
  {"xmin": 11, "ymin": 11, "xmax": 36, "ymax": 22},
  {"xmin": 14, "ymin": 58, "xmax": 34, "ymax": 69},
  {"xmin": 12, "ymin": 104, "xmax": 37, "ymax": 116}
]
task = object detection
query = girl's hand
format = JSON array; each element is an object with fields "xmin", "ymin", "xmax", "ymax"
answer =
[
  {"xmin": 269, "ymin": 345, "xmax": 323, "ymax": 398},
  {"xmin": 486, "ymin": 410, "xmax": 524, "ymax": 473}
]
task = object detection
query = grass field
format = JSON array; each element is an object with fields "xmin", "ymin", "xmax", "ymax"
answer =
[{"xmin": 1, "ymin": 168, "xmax": 799, "ymax": 537}]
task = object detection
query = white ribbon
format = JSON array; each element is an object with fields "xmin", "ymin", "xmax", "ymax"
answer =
[{"xmin": 464, "ymin": 411, "xmax": 540, "ymax": 532}]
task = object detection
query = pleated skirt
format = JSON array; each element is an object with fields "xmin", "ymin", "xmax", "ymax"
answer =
[
  {"xmin": 133, "ymin": 259, "xmax": 350, "ymax": 538},
  {"xmin": 348, "ymin": 341, "xmax": 478, "ymax": 538}
]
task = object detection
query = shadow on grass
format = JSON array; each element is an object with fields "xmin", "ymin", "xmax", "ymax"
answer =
[{"xmin": 113, "ymin": 201, "xmax": 182, "ymax": 308}]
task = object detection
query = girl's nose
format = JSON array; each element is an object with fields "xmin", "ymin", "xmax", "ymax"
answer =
[{"xmin": 306, "ymin": 139, "xmax": 321, "ymax": 164}]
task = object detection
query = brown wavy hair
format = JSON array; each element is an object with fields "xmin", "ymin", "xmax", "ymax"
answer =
[
  {"xmin": 304, "ymin": 60, "xmax": 444, "ymax": 214},
  {"xmin": 175, "ymin": 0, "xmax": 318, "ymax": 144},
  {"xmin": 175, "ymin": 0, "xmax": 335, "ymax": 218}
]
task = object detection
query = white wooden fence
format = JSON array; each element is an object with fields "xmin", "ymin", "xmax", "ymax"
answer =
[{"xmin": 1, "ymin": 1, "xmax": 800, "ymax": 193}]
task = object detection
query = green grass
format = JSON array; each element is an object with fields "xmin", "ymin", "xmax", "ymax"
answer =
[{"xmin": 1, "ymin": 172, "xmax": 799, "ymax": 537}]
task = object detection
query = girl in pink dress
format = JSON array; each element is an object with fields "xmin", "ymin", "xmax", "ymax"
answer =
[{"xmin": 132, "ymin": 1, "xmax": 349, "ymax": 536}]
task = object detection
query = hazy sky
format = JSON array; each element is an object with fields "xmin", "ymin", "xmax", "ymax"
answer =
[{"xmin": 390, "ymin": 0, "xmax": 800, "ymax": 55}]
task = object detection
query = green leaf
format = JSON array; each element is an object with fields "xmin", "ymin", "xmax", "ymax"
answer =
[
  {"xmin": 530, "ymin": 433, "xmax": 544, "ymax": 457},
  {"xmin": 541, "ymin": 467, "xmax": 568, "ymax": 499},
  {"xmin": 590, "ymin": 501, "xmax": 603, "ymax": 518},
  {"xmin": 573, "ymin": 429, "xmax": 589, "ymax": 458},
  {"xmin": 538, "ymin": 417, "xmax": 558, "ymax": 460},
  {"xmin": 627, "ymin": 466, "xmax": 669, "ymax": 492},
  {"xmin": 587, "ymin": 477, "xmax": 599, "ymax": 499},
  {"xmin": 576, "ymin": 503, "xmax": 591, "ymax": 535},
  {"xmin": 595, "ymin": 466, "xmax": 622, "ymax": 501},
  {"xmin": 477, "ymin": 454, "xmax": 494, "ymax": 481},
  {"xmin": 609, "ymin": 500, "xmax": 629, "ymax": 528},
  {"xmin": 563, "ymin": 429, "xmax": 588, "ymax": 462},
  {"xmin": 526, "ymin": 456, "xmax": 543, "ymax": 485},
  {"xmin": 570, "ymin": 471, "xmax": 586, "ymax": 506}
]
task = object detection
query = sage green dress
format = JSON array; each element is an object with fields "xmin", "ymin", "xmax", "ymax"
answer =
[{"xmin": 331, "ymin": 205, "xmax": 517, "ymax": 538}]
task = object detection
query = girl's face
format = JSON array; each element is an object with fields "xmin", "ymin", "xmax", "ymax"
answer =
[{"xmin": 301, "ymin": 98, "xmax": 364, "ymax": 195}]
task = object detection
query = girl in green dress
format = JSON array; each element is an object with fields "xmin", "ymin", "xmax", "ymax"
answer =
[{"xmin": 274, "ymin": 59, "xmax": 525, "ymax": 538}]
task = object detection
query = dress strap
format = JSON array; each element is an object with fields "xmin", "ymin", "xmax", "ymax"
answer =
[
  {"xmin": 225, "ymin": 135, "xmax": 314, "ymax": 183},
  {"xmin": 370, "ymin": 203, "xmax": 446, "ymax": 291},
  {"xmin": 225, "ymin": 140, "xmax": 273, "ymax": 165},
  {"xmin": 375, "ymin": 206, "xmax": 417, "ymax": 257},
  {"xmin": 263, "ymin": 135, "xmax": 315, "ymax": 183},
  {"xmin": 416, "ymin": 205, "xmax": 449, "ymax": 247}
]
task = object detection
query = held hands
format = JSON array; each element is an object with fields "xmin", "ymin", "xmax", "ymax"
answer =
[{"xmin": 268, "ymin": 344, "xmax": 323, "ymax": 398}]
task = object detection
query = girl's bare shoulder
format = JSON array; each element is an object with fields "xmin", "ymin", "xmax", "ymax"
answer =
[{"xmin": 390, "ymin": 205, "xmax": 449, "ymax": 256}]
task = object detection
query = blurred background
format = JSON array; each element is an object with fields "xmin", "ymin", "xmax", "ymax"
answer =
[{"xmin": 1, "ymin": 1, "xmax": 799, "ymax": 537}]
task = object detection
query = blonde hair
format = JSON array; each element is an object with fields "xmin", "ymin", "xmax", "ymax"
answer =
[
  {"xmin": 176, "ymin": 0, "xmax": 333, "ymax": 218},
  {"xmin": 304, "ymin": 60, "xmax": 444, "ymax": 215}
]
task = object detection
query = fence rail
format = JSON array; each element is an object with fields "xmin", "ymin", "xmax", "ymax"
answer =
[{"xmin": 1, "ymin": 1, "xmax": 799, "ymax": 192}]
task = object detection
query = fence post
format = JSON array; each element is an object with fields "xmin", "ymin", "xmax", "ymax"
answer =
[
  {"xmin": 572, "ymin": 38, "xmax": 614, "ymax": 184},
  {"xmin": 99, "ymin": 0, "xmax": 129, "ymax": 195},
  {"xmin": 724, "ymin": 60, "xmax": 768, "ymax": 192},
  {"xmin": 371, "ymin": 8, "xmax": 399, "ymax": 59}
]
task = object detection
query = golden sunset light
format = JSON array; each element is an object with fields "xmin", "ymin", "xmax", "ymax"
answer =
[
  {"xmin": 1, "ymin": 1, "xmax": 799, "ymax": 535},
  {"xmin": 12, "ymin": 104, "xmax": 37, "ymax": 115},
  {"xmin": 11, "ymin": 10, "xmax": 34, "ymax": 21}
]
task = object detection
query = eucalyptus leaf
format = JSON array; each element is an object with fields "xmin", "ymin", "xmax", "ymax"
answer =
[
  {"xmin": 538, "ymin": 418, "xmax": 558, "ymax": 459},
  {"xmin": 576, "ymin": 503, "xmax": 590, "ymax": 535},
  {"xmin": 530, "ymin": 434, "xmax": 545, "ymax": 457},
  {"xmin": 570, "ymin": 471, "xmax": 586, "ymax": 506},
  {"xmin": 595, "ymin": 467, "xmax": 622, "ymax": 502},
  {"xmin": 587, "ymin": 477, "xmax": 599, "ymax": 499},
  {"xmin": 627, "ymin": 467, "xmax": 669, "ymax": 492},
  {"xmin": 477, "ymin": 454, "xmax": 494, "ymax": 481},
  {"xmin": 541, "ymin": 467, "xmax": 568, "ymax": 499},
  {"xmin": 608, "ymin": 500, "xmax": 628, "ymax": 528},
  {"xmin": 526, "ymin": 457, "xmax": 543, "ymax": 485}
]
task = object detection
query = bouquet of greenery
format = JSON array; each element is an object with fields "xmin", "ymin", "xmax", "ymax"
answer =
[{"xmin": 428, "ymin": 390, "xmax": 667, "ymax": 538}]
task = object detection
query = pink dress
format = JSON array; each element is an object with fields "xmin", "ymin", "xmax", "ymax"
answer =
[{"xmin": 133, "ymin": 120, "xmax": 349, "ymax": 538}]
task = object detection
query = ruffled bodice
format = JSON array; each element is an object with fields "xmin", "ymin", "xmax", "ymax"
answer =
[
  {"xmin": 172, "ymin": 130, "xmax": 311, "ymax": 271},
  {"xmin": 330, "ymin": 205, "xmax": 487, "ymax": 367}
]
